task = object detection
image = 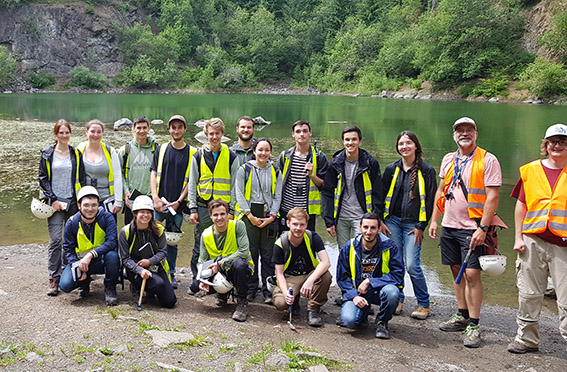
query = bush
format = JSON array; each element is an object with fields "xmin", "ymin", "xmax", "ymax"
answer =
[
  {"xmin": 27, "ymin": 70, "xmax": 55, "ymax": 89},
  {"xmin": 118, "ymin": 57, "xmax": 177, "ymax": 88},
  {"xmin": 471, "ymin": 70, "xmax": 509, "ymax": 97},
  {"xmin": 356, "ymin": 66, "xmax": 402, "ymax": 95},
  {"xmin": 0, "ymin": 46, "xmax": 17, "ymax": 88},
  {"xmin": 519, "ymin": 57, "xmax": 567, "ymax": 97},
  {"xmin": 70, "ymin": 66, "xmax": 108, "ymax": 89}
]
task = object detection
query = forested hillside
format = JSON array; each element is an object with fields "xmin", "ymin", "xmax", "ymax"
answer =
[{"xmin": 1, "ymin": 0, "xmax": 567, "ymax": 99}]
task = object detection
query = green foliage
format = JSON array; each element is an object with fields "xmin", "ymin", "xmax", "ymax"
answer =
[
  {"xmin": 26, "ymin": 70, "xmax": 55, "ymax": 89},
  {"xmin": 540, "ymin": 10, "xmax": 567, "ymax": 63},
  {"xmin": 471, "ymin": 70, "xmax": 510, "ymax": 97},
  {"xmin": 70, "ymin": 66, "xmax": 107, "ymax": 89},
  {"xmin": 519, "ymin": 57, "xmax": 567, "ymax": 97},
  {"xmin": 0, "ymin": 46, "xmax": 17, "ymax": 88}
]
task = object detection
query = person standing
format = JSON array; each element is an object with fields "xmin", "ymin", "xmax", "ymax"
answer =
[
  {"xmin": 77, "ymin": 119, "xmax": 123, "ymax": 216},
  {"xmin": 382, "ymin": 131, "xmax": 437, "ymax": 320},
  {"xmin": 230, "ymin": 116, "xmax": 256, "ymax": 166},
  {"xmin": 187, "ymin": 118, "xmax": 240, "ymax": 294},
  {"xmin": 322, "ymin": 126, "xmax": 383, "ymax": 250},
  {"xmin": 235, "ymin": 138, "xmax": 282, "ymax": 304},
  {"xmin": 150, "ymin": 114, "xmax": 197, "ymax": 289},
  {"xmin": 118, "ymin": 115, "xmax": 158, "ymax": 225},
  {"xmin": 507, "ymin": 124, "xmax": 567, "ymax": 354},
  {"xmin": 428, "ymin": 117, "xmax": 502, "ymax": 348},
  {"xmin": 278, "ymin": 120, "xmax": 328, "ymax": 231},
  {"xmin": 39, "ymin": 119, "xmax": 86, "ymax": 296}
]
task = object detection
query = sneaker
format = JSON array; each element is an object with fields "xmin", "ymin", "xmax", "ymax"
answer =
[
  {"xmin": 463, "ymin": 324, "xmax": 481, "ymax": 348},
  {"xmin": 171, "ymin": 274, "xmax": 178, "ymax": 289},
  {"xmin": 47, "ymin": 279, "xmax": 59, "ymax": 296},
  {"xmin": 308, "ymin": 310, "xmax": 323, "ymax": 327},
  {"xmin": 232, "ymin": 297, "xmax": 248, "ymax": 322},
  {"xmin": 507, "ymin": 341, "xmax": 538, "ymax": 354},
  {"xmin": 439, "ymin": 314, "xmax": 468, "ymax": 332},
  {"xmin": 105, "ymin": 287, "xmax": 118, "ymax": 306},
  {"xmin": 375, "ymin": 320, "xmax": 390, "ymax": 339},
  {"xmin": 78, "ymin": 279, "xmax": 90, "ymax": 298},
  {"xmin": 394, "ymin": 301, "xmax": 403, "ymax": 316},
  {"xmin": 215, "ymin": 292, "xmax": 229, "ymax": 306},
  {"xmin": 411, "ymin": 306, "xmax": 431, "ymax": 320},
  {"xmin": 263, "ymin": 295, "xmax": 273, "ymax": 305}
]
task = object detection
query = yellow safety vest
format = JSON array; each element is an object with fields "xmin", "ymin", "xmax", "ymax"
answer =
[
  {"xmin": 281, "ymin": 146, "xmax": 322, "ymax": 214},
  {"xmin": 202, "ymin": 220, "xmax": 254, "ymax": 269},
  {"xmin": 44, "ymin": 148, "xmax": 82, "ymax": 200},
  {"xmin": 348, "ymin": 238, "xmax": 400, "ymax": 289},
  {"xmin": 155, "ymin": 143, "xmax": 196, "ymax": 196},
  {"xmin": 384, "ymin": 166, "xmax": 426, "ymax": 221},
  {"xmin": 274, "ymin": 231, "xmax": 319, "ymax": 272},
  {"xmin": 197, "ymin": 144, "xmax": 232, "ymax": 202},
  {"xmin": 123, "ymin": 223, "xmax": 171, "ymax": 281},
  {"xmin": 76, "ymin": 220, "xmax": 106, "ymax": 258},
  {"xmin": 333, "ymin": 170, "xmax": 373, "ymax": 219},
  {"xmin": 235, "ymin": 163, "xmax": 278, "ymax": 218},
  {"xmin": 77, "ymin": 141, "xmax": 115, "ymax": 197}
]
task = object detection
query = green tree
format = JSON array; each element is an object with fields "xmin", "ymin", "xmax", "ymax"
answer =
[
  {"xmin": 70, "ymin": 66, "xmax": 108, "ymax": 89},
  {"xmin": 0, "ymin": 46, "xmax": 17, "ymax": 88},
  {"xmin": 519, "ymin": 57, "xmax": 567, "ymax": 97},
  {"xmin": 540, "ymin": 11, "xmax": 567, "ymax": 64}
]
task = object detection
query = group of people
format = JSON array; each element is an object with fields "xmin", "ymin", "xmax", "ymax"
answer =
[{"xmin": 37, "ymin": 114, "xmax": 567, "ymax": 353}]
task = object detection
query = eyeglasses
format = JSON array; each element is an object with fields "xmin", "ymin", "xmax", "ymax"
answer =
[{"xmin": 548, "ymin": 139, "xmax": 567, "ymax": 146}]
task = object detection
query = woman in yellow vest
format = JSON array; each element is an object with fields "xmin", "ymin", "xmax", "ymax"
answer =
[
  {"xmin": 77, "ymin": 119, "xmax": 123, "ymax": 216},
  {"xmin": 382, "ymin": 131, "xmax": 437, "ymax": 320},
  {"xmin": 119, "ymin": 196, "xmax": 176, "ymax": 308}
]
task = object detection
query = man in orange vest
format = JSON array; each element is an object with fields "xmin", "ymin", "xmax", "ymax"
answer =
[
  {"xmin": 507, "ymin": 123, "xmax": 567, "ymax": 354},
  {"xmin": 429, "ymin": 117, "xmax": 502, "ymax": 348}
]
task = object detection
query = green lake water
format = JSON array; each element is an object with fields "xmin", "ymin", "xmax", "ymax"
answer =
[{"xmin": 2, "ymin": 93, "xmax": 567, "ymax": 308}]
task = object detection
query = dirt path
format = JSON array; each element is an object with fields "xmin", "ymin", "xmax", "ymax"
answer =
[{"xmin": 0, "ymin": 244, "xmax": 565, "ymax": 371}]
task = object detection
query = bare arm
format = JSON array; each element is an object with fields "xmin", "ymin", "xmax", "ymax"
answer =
[
  {"xmin": 469, "ymin": 186, "xmax": 499, "ymax": 250},
  {"xmin": 513, "ymin": 199, "xmax": 527, "ymax": 253}
]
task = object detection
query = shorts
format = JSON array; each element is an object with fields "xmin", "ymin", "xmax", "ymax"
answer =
[{"xmin": 440, "ymin": 227, "xmax": 483, "ymax": 269}]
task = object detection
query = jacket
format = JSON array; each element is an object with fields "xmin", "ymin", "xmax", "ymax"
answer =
[
  {"xmin": 38, "ymin": 143, "xmax": 86, "ymax": 206},
  {"xmin": 321, "ymin": 148, "xmax": 382, "ymax": 227},
  {"xmin": 382, "ymin": 158, "xmax": 437, "ymax": 231},
  {"xmin": 336, "ymin": 234, "xmax": 404, "ymax": 302},
  {"xmin": 230, "ymin": 140, "xmax": 256, "ymax": 166},
  {"xmin": 119, "ymin": 222, "xmax": 169, "ymax": 276}
]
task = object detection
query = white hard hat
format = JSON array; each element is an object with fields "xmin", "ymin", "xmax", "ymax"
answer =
[
  {"xmin": 165, "ymin": 231, "xmax": 184, "ymax": 245},
  {"xmin": 77, "ymin": 186, "xmax": 99, "ymax": 203},
  {"xmin": 479, "ymin": 255, "xmax": 507, "ymax": 276},
  {"xmin": 211, "ymin": 272, "xmax": 233, "ymax": 294},
  {"xmin": 266, "ymin": 275, "xmax": 277, "ymax": 294},
  {"xmin": 30, "ymin": 198, "xmax": 56, "ymax": 219},
  {"xmin": 132, "ymin": 195, "xmax": 154, "ymax": 212}
]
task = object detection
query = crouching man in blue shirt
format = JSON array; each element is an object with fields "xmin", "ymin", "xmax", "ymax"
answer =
[{"xmin": 336, "ymin": 212, "xmax": 404, "ymax": 339}]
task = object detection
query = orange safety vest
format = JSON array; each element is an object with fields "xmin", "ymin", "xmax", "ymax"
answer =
[
  {"xmin": 437, "ymin": 147, "xmax": 487, "ymax": 218},
  {"xmin": 520, "ymin": 160, "xmax": 567, "ymax": 237}
]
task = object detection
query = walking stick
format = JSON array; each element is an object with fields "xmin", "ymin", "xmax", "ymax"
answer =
[{"xmin": 137, "ymin": 277, "xmax": 147, "ymax": 311}]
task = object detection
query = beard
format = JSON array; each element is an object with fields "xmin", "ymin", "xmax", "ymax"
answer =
[{"xmin": 238, "ymin": 132, "xmax": 253, "ymax": 141}]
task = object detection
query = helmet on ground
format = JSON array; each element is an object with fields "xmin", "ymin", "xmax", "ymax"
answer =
[
  {"xmin": 211, "ymin": 272, "xmax": 233, "ymax": 294},
  {"xmin": 30, "ymin": 198, "xmax": 56, "ymax": 219},
  {"xmin": 165, "ymin": 231, "xmax": 184, "ymax": 245},
  {"xmin": 266, "ymin": 275, "xmax": 277, "ymax": 294},
  {"xmin": 479, "ymin": 255, "xmax": 506, "ymax": 276},
  {"xmin": 77, "ymin": 186, "xmax": 99, "ymax": 203},
  {"xmin": 132, "ymin": 195, "xmax": 154, "ymax": 212}
]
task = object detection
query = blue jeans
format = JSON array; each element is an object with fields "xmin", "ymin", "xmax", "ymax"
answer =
[
  {"xmin": 385, "ymin": 215, "xmax": 430, "ymax": 307},
  {"xmin": 340, "ymin": 284, "xmax": 399, "ymax": 328},
  {"xmin": 59, "ymin": 251, "xmax": 120, "ymax": 292},
  {"xmin": 154, "ymin": 210, "xmax": 184, "ymax": 275}
]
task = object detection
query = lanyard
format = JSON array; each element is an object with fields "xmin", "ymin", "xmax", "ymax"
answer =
[{"xmin": 448, "ymin": 146, "xmax": 476, "ymax": 195}]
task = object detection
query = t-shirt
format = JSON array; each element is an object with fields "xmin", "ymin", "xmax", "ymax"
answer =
[
  {"xmin": 280, "ymin": 153, "xmax": 309, "ymax": 212},
  {"xmin": 339, "ymin": 158, "xmax": 364, "ymax": 219},
  {"xmin": 360, "ymin": 244, "xmax": 381, "ymax": 280},
  {"xmin": 150, "ymin": 143, "xmax": 191, "ymax": 206},
  {"xmin": 273, "ymin": 232, "xmax": 325, "ymax": 276},
  {"xmin": 439, "ymin": 149, "xmax": 502, "ymax": 230},
  {"xmin": 511, "ymin": 160, "xmax": 567, "ymax": 246},
  {"xmin": 51, "ymin": 155, "xmax": 73, "ymax": 199}
]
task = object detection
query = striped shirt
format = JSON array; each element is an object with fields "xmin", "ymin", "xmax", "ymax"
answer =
[{"xmin": 280, "ymin": 153, "xmax": 309, "ymax": 212}]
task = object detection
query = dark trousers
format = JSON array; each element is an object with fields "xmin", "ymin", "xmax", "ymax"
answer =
[
  {"xmin": 243, "ymin": 215, "xmax": 276, "ymax": 298},
  {"xmin": 127, "ymin": 269, "xmax": 176, "ymax": 308},
  {"xmin": 191, "ymin": 206, "xmax": 213, "ymax": 279},
  {"xmin": 190, "ymin": 258, "xmax": 252, "ymax": 298},
  {"xmin": 59, "ymin": 251, "xmax": 120, "ymax": 292},
  {"xmin": 123, "ymin": 204, "xmax": 133, "ymax": 225}
]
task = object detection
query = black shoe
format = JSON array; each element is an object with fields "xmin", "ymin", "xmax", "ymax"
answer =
[
  {"xmin": 171, "ymin": 274, "xmax": 178, "ymax": 289},
  {"xmin": 246, "ymin": 292, "xmax": 256, "ymax": 302},
  {"xmin": 375, "ymin": 320, "xmax": 390, "ymax": 339},
  {"xmin": 308, "ymin": 310, "xmax": 323, "ymax": 327},
  {"xmin": 78, "ymin": 279, "xmax": 91, "ymax": 298},
  {"xmin": 215, "ymin": 292, "xmax": 229, "ymax": 306},
  {"xmin": 232, "ymin": 297, "xmax": 248, "ymax": 322},
  {"xmin": 105, "ymin": 286, "xmax": 118, "ymax": 306}
]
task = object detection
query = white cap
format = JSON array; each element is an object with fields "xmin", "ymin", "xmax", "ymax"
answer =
[
  {"xmin": 544, "ymin": 123, "xmax": 567, "ymax": 139},
  {"xmin": 453, "ymin": 117, "xmax": 477, "ymax": 130}
]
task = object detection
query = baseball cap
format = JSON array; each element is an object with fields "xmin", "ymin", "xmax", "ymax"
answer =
[
  {"xmin": 544, "ymin": 123, "xmax": 567, "ymax": 139},
  {"xmin": 453, "ymin": 117, "xmax": 477, "ymax": 130},
  {"xmin": 168, "ymin": 114, "xmax": 187, "ymax": 127}
]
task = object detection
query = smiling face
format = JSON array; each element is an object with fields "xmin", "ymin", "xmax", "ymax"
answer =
[
  {"xmin": 359, "ymin": 218, "xmax": 379, "ymax": 246},
  {"xmin": 86, "ymin": 123, "xmax": 103, "ymax": 145},
  {"xmin": 56, "ymin": 125, "xmax": 71, "ymax": 145},
  {"xmin": 133, "ymin": 121, "xmax": 150, "ymax": 143},
  {"xmin": 287, "ymin": 216, "xmax": 307, "ymax": 239},
  {"xmin": 397, "ymin": 135, "xmax": 416, "ymax": 159},
  {"xmin": 546, "ymin": 136, "xmax": 567, "ymax": 160},
  {"xmin": 453, "ymin": 123, "xmax": 478, "ymax": 150},
  {"xmin": 134, "ymin": 209, "xmax": 153, "ymax": 227},
  {"xmin": 79, "ymin": 196, "xmax": 99, "ymax": 220},
  {"xmin": 254, "ymin": 140, "xmax": 272, "ymax": 165},
  {"xmin": 210, "ymin": 205, "xmax": 229, "ymax": 232},
  {"xmin": 168, "ymin": 120, "xmax": 186, "ymax": 142},
  {"xmin": 292, "ymin": 124, "xmax": 312, "ymax": 146},
  {"xmin": 343, "ymin": 131, "xmax": 361, "ymax": 157},
  {"xmin": 236, "ymin": 119, "xmax": 254, "ymax": 142},
  {"xmin": 206, "ymin": 127, "xmax": 223, "ymax": 149}
]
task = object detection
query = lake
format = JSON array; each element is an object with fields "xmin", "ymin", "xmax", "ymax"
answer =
[{"xmin": 1, "ymin": 92, "xmax": 567, "ymax": 308}]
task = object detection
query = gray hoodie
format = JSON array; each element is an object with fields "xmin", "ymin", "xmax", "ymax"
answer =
[{"xmin": 235, "ymin": 160, "xmax": 282, "ymax": 216}]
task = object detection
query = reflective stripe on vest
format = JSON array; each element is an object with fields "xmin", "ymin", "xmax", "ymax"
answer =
[
  {"xmin": 520, "ymin": 160, "xmax": 567, "ymax": 237},
  {"xmin": 333, "ymin": 170, "xmax": 373, "ymax": 219},
  {"xmin": 77, "ymin": 141, "xmax": 115, "ymax": 197},
  {"xmin": 348, "ymin": 239, "xmax": 393, "ymax": 289},
  {"xmin": 197, "ymin": 144, "xmax": 231, "ymax": 202},
  {"xmin": 384, "ymin": 166, "xmax": 426, "ymax": 221},
  {"xmin": 123, "ymin": 223, "xmax": 170, "ymax": 281},
  {"xmin": 235, "ymin": 163, "xmax": 278, "ymax": 218},
  {"xmin": 282, "ymin": 146, "xmax": 322, "ymax": 215},
  {"xmin": 202, "ymin": 220, "xmax": 254, "ymax": 268},
  {"xmin": 76, "ymin": 221, "xmax": 106, "ymax": 258},
  {"xmin": 274, "ymin": 231, "xmax": 318, "ymax": 272},
  {"xmin": 156, "ymin": 143, "xmax": 195, "ymax": 196},
  {"xmin": 45, "ymin": 149, "xmax": 82, "ymax": 200}
]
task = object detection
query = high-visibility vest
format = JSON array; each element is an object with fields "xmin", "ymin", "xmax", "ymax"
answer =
[
  {"xmin": 44, "ymin": 148, "xmax": 82, "ymax": 200},
  {"xmin": 274, "ymin": 231, "xmax": 319, "ymax": 272},
  {"xmin": 333, "ymin": 170, "xmax": 373, "ymax": 219},
  {"xmin": 197, "ymin": 144, "xmax": 232, "ymax": 202},
  {"xmin": 520, "ymin": 160, "xmax": 567, "ymax": 237},
  {"xmin": 76, "ymin": 220, "xmax": 106, "ymax": 258},
  {"xmin": 348, "ymin": 238, "xmax": 401, "ymax": 289},
  {"xmin": 437, "ymin": 147, "xmax": 487, "ymax": 218},
  {"xmin": 123, "ymin": 223, "xmax": 171, "ymax": 281},
  {"xmin": 155, "ymin": 143, "xmax": 196, "ymax": 196},
  {"xmin": 281, "ymin": 146, "xmax": 322, "ymax": 214},
  {"xmin": 235, "ymin": 163, "xmax": 278, "ymax": 218},
  {"xmin": 384, "ymin": 166, "xmax": 426, "ymax": 221},
  {"xmin": 202, "ymin": 220, "xmax": 254, "ymax": 269},
  {"xmin": 77, "ymin": 141, "xmax": 115, "ymax": 197}
]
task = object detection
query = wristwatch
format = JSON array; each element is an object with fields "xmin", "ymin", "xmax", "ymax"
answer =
[{"xmin": 479, "ymin": 224, "xmax": 489, "ymax": 232}]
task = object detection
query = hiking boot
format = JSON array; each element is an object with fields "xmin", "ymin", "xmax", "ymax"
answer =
[
  {"xmin": 105, "ymin": 286, "xmax": 118, "ymax": 306},
  {"xmin": 246, "ymin": 292, "xmax": 256, "ymax": 302},
  {"xmin": 439, "ymin": 314, "xmax": 468, "ymax": 332},
  {"xmin": 232, "ymin": 297, "xmax": 248, "ymax": 322},
  {"xmin": 507, "ymin": 341, "xmax": 538, "ymax": 354},
  {"xmin": 411, "ymin": 306, "xmax": 431, "ymax": 320},
  {"xmin": 308, "ymin": 310, "xmax": 323, "ymax": 327},
  {"xmin": 463, "ymin": 324, "xmax": 481, "ymax": 348},
  {"xmin": 47, "ymin": 279, "xmax": 59, "ymax": 296},
  {"xmin": 215, "ymin": 292, "xmax": 229, "ymax": 306},
  {"xmin": 170, "ymin": 274, "xmax": 178, "ymax": 289},
  {"xmin": 394, "ymin": 301, "xmax": 403, "ymax": 316},
  {"xmin": 78, "ymin": 279, "xmax": 91, "ymax": 298},
  {"xmin": 375, "ymin": 320, "xmax": 390, "ymax": 339}
]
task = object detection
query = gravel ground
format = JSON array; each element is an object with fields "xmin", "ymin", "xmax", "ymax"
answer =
[{"xmin": 0, "ymin": 244, "xmax": 566, "ymax": 372}]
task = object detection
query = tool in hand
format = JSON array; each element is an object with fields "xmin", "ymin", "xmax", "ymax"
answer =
[
  {"xmin": 137, "ymin": 277, "xmax": 147, "ymax": 311},
  {"xmin": 455, "ymin": 249, "xmax": 473, "ymax": 284},
  {"xmin": 287, "ymin": 288, "xmax": 297, "ymax": 331}
]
